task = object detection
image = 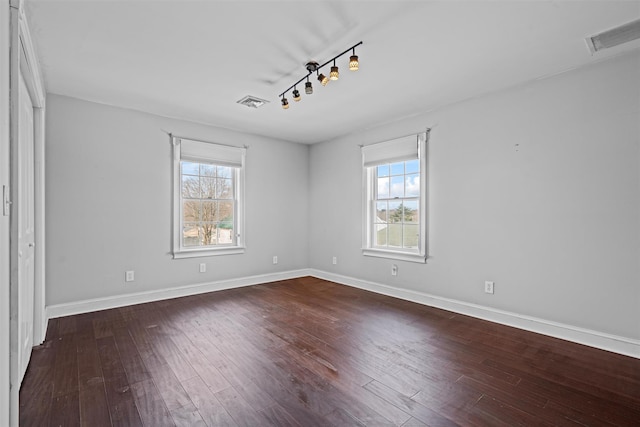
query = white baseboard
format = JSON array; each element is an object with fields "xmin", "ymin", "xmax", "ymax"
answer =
[
  {"xmin": 46, "ymin": 268, "xmax": 312, "ymax": 321},
  {"xmin": 45, "ymin": 267, "xmax": 639, "ymax": 359},
  {"xmin": 308, "ymin": 269, "xmax": 640, "ymax": 359}
]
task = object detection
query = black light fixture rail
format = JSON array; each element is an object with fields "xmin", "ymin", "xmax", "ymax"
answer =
[{"xmin": 278, "ymin": 41, "xmax": 363, "ymax": 109}]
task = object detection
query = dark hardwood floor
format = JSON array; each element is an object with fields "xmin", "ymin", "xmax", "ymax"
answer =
[{"xmin": 20, "ymin": 277, "xmax": 640, "ymax": 426}]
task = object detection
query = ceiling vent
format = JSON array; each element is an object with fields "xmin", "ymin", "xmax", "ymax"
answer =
[
  {"xmin": 586, "ymin": 18, "xmax": 640, "ymax": 53},
  {"xmin": 237, "ymin": 95, "xmax": 269, "ymax": 109}
]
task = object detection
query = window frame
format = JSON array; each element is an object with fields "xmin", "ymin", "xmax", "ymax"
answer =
[
  {"xmin": 172, "ymin": 136, "xmax": 246, "ymax": 259},
  {"xmin": 362, "ymin": 131, "xmax": 428, "ymax": 263}
]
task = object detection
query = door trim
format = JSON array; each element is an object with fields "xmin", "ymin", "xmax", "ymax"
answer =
[{"xmin": 8, "ymin": 1, "xmax": 45, "ymax": 425}]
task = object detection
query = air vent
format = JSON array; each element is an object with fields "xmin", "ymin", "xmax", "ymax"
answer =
[
  {"xmin": 586, "ymin": 18, "xmax": 640, "ymax": 53},
  {"xmin": 237, "ymin": 95, "xmax": 269, "ymax": 109}
]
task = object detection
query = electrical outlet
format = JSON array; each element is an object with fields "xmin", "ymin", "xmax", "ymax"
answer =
[
  {"xmin": 199, "ymin": 263, "xmax": 206, "ymax": 273},
  {"xmin": 485, "ymin": 281, "xmax": 494, "ymax": 294},
  {"xmin": 273, "ymin": 256, "xmax": 278, "ymax": 265},
  {"xmin": 391, "ymin": 264, "xmax": 398, "ymax": 276},
  {"xmin": 332, "ymin": 256, "xmax": 337, "ymax": 265},
  {"xmin": 125, "ymin": 271, "xmax": 135, "ymax": 282}
]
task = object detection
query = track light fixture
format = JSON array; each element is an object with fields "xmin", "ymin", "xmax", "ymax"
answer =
[
  {"xmin": 279, "ymin": 41, "xmax": 362, "ymax": 110},
  {"xmin": 318, "ymin": 71, "xmax": 329, "ymax": 86},
  {"xmin": 330, "ymin": 60, "xmax": 339, "ymax": 81},
  {"xmin": 305, "ymin": 77, "xmax": 313, "ymax": 95},
  {"xmin": 349, "ymin": 47, "xmax": 359, "ymax": 71}
]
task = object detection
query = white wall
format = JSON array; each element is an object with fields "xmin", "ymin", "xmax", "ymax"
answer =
[
  {"xmin": 310, "ymin": 52, "xmax": 640, "ymax": 342},
  {"xmin": 44, "ymin": 51, "xmax": 639, "ymax": 355},
  {"xmin": 1, "ymin": 0, "xmax": 11, "ymax": 424},
  {"xmin": 45, "ymin": 95, "xmax": 309, "ymax": 306}
]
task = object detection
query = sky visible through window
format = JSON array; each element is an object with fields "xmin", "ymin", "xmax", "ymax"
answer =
[{"xmin": 375, "ymin": 159, "xmax": 420, "ymax": 249}]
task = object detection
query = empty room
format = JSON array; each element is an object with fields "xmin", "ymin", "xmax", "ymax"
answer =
[{"xmin": 1, "ymin": 0, "xmax": 639, "ymax": 425}]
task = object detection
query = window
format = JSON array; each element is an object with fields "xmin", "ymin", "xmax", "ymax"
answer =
[
  {"xmin": 362, "ymin": 131, "xmax": 428, "ymax": 263},
  {"xmin": 172, "ymin": 137, "xmax": 245, "ymax": 258}
]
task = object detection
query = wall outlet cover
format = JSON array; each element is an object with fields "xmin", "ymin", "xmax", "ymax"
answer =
[{"xmin": 485, "ymin": 281, "xmax": 494, "ymax": 294}]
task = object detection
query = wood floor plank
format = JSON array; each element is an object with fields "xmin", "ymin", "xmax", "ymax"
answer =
[
  {"xmin": 323, "ymin": 407, "xmax": 367, "ymax": 426},
  {"xmin": 363, "ymin": 379, "xmax": 459, "ymax": 427},
  {"xmin": 215, "ymin": 386, "xmax": 270, "ymax": 427},
  {"xmin": 473, "ymin": 394, "xmax": 555, "ymax": 427},
  {"xmin": 51, "ymin": 333, "xmax": 79, "ymax": 398},
  {"xmin": 144, "ymin": 362, "xmax": 193, "ymax": 411},
  {"xmin": 57, "ymin": 316, "xmax": 78, "ymax": 336},
  {"xmin": 20, "ymin": 277, "xmax": 640, "ymax": 426},
  {"xmin": 160, "ymin": 324, "xmax": 231, "ymax": 393},
  {"xmin": 169, "ymin": 402, "xmax": 207, "ymax": 427},
  {"xmin": 176, "ymin": 320, "xmax": 277, "ymax": 411},
  {"xmin": 111, "ymin": 326, "xmax": 151, "ymax": 384},
  {"xmin": 180, "ymin": 377, "xmax": 238, "ymax": 427},
  {"xmin": 258, "ymin": 403, "xmax": 302, "ymax": 427},
  {"xmin": 77, "ymin": 333, "xmax": 111, "ymax": 427},
  {"xmin": 482, "ymin": 357, "xmax": 640, "ymax": 424},
  {"xmin": 130, "ymin": 379, "xmax": 175, "ymax": 427},
  {"xmin": 49, "ymin": 391, "xmax": 81, "ymax": 427},
  {"xmin": 19, "ymin": 341, "xmax": 56, "ymax": 427},
  {"xmin": 96, "ymin": 336, "xmax": 143, "ymax": 427},
  {"xmin": 144, "ymin": 323, "xmax": 199, "ymax": 383}
]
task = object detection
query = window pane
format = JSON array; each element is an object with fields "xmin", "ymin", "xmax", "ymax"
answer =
[
  {"xmin": 183, "ymin": 201, "xmax": 200, "ymax": 222},
  {"xmin": 377, "ymin": 164, "xmax": 389, "ymax": 177},
  {"xmin": 200, "ymin": 177, "xmax": 215, "ymax": 199},
  {"xmin": 216, "ymin": 178, "xmax": 233, "ymax": 199},
  {"xmin": 217, "ymin": 166, "xmax": 232, "ymax": 178},
  {"xmin": 390, "ymin": 162, "xmax": 404, "ymax": 176},
  {"xmin": 219, "ymin": 201, "xmax": 234, "ymax": 221},
  {"xmin": 201, "ymin": 224, "xmax": 217, "ymax": 246},
  {"xmin": 218, "ymin": 223, "xmax": 234, "ymax": 244},
  {"xmin": 388, "ymin": 200, "xmax": 402, "ymax": 223},
  {"xmin": 404, "ymin": 200, "xmax": 418, "ymax": 223},
  {"xmin": 365, "ymin": 141, "xmax": 425, "ymax": 257},
  {"xmin": 201, "ymin": 201, "xmax": 217, "ymax": 222},
  {"xmin": 182, "ymin": 223, "xmax": 200, "ymax": 247},
  {"xmin": 200, "ymin": 163, "xmax": 215, "ymax": 176},
  {"xmin": 181, "ymin": 176, "xmax": 199, "ymax": 198},
  {"xmin": 179, "ymin": 159, "xmax": 239, "ymax": 249},
  {"xmin": 390, "ymin": 176, "xmax": 404, "ymax": 198},
  {"xmin": 405, "ymin": 159, "xmax": 419, "ymax": 174},
  {"xmin": 375, "ymin": 224, "xmax": 387, "ymax": 246},
  {"xmin": 377, "ymin": 177, "xmax": 389, "ymax": 199},
  {"xmin": 405, "ymin": 174, "xmax": 420, "ymax": 197},
  {"xmin": 403, "ymin": 224, "xmax": 419, "ymax": 248},
  {"xmin": 181, "ymin": 161, "xmax": 199, "ymax": 175},
  {"xmin": 387, "ymin": 224, "xmax": 402, "ymax": 247},
  {"xmin": 375, "ymin": 201, "xmax": 387, "ymax": 223}
]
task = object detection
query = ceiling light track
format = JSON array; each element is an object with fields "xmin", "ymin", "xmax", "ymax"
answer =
[{"xmin": 279, "ymin": 41, "xmax": 362, "ymax": 109}]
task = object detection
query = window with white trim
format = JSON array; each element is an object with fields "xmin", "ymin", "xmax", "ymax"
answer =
[
  {"xmin": 172, "ymin": 136, "xmax": 245, "ymax": 258},
  {"xmin": 362, "ymin": 131, "xmax": 428, "ymax": 263}
]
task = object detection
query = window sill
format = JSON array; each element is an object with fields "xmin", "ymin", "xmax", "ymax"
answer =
[
  {"xmin": 362, "ymin": 248, "xmax": 427, "ymax": 264},
  {"xmin": 173, "ymin": 246, "xmax": 245, "ymax": 259}
]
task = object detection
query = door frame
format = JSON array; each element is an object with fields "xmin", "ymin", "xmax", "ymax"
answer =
[{"xmin": 8, "ymin": 0, "xmax": 45, "ymax": 425}]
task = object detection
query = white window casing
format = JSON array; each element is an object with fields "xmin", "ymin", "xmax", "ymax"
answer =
[
  {"xmin": 172, "ymin": 136, "xmax": 246, "ymax": 259},
  {"xmin": 362, "ymin": 130, "xmax": 429, "ymax": 263}
]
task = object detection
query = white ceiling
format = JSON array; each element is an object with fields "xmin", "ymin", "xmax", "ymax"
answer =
[{"xmin": 25, "ymin": 0, "xmax": 640, "ymax": 144}]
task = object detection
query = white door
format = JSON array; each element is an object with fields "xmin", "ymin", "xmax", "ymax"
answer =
[{"xmin": 17, "ymin": 72, "xmax": 35, "ymax": 383}]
